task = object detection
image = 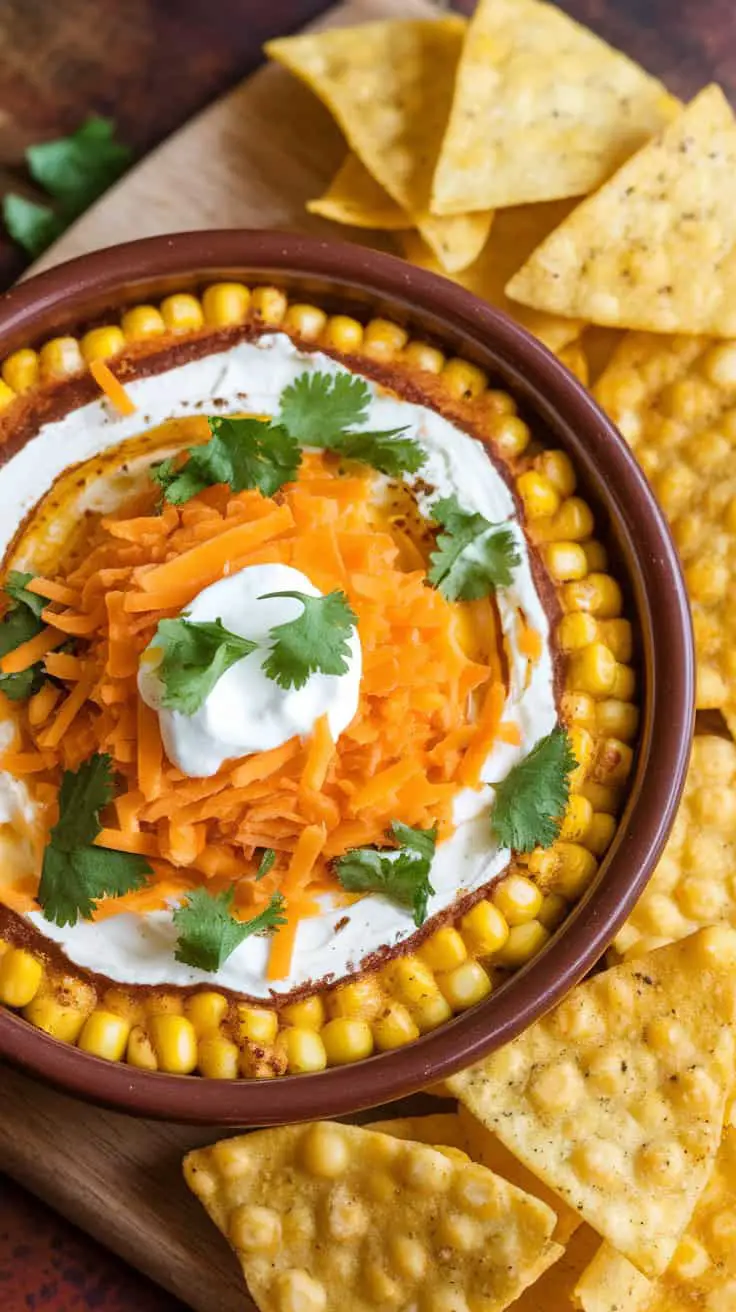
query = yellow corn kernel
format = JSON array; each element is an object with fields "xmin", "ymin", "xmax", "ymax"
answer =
[
  {"xmin": 121, "ymin": 304, "xmax": 165, "ymax": 340},
  {"xmin": 569, "ymin": 642, "xmax": 617, "ymax": 696},
  {"xmin": 568, "ymin": 726, "xmax": 595, "ymax": 786},
  {"xmin": 148, "ymin": 1013, "xmax": 198, "ymax": 1074},
  {"xmin": 586, "ymin": 812, "xmax": 617, "ymax": 856},
  {"xmin": 597, "ymin": 618, "xmax": 633, "ymax": 663},
  {"xmin": 283, "ymin": 302, "xmax": 327, "ymax": 342},
  {"xmin": 441, "ymin": 357, "xmax": 487, "ymax": 400},
  {"xmin": 160, "ymin": 293, "xmax": 204, "ymax": 334},
  {"xmin": 517, "ymin": 470, "xmax": 561, "ymax": 519},
  {"xmin": 81, "ymin": 325, "xmax": 125, "ymax": 363},
  {"xmin": 542, "ymin": 541, "xmax": 588, "ymax": 581},
  {"xmin": 0, "ymin": 381, "xmax": 16, "ymax": 414},
  {"xmin": 580, "ymin": 780, "xmax": 622, "ymax": 814},
  {"xmin": 535, "ymin": 449, "xmax": 576, "ymax": 497},
  {"xmin": 556, "ymin": 614, "xmax": 598, "ymax": 656},
  {"xmin": 250, "ymin": 285, "xmax": 287, "ymax": 325},
  {"xmin": 494, "ymin": 921, "xmax": 551, "ymax": 968},
  {"xmin": 411, "ymin": 992, "xmax": 453, "ymax": 1033},
  {"xmin": 492, "ymin": 413, "xmax": 530, "ymax": 458},
  {"xmin": 552, "ymin": 498, "xmax": 596, "ymax": 541},
  {"xmin": 197, "ymin": 1034, "xmax": 239, "ymax": 1079},
  {"xmin": 77, "ymin": 1009, "xmax": 130, "ymax": 1061},
  {"xmin": 436, "ymin": 960, "xmax": 492, "ymax": 1010},
  {"xmin": 538, "ymin": 892, "xmax": 568, "ymax": 930},
  {"xmin": 201, "ymin": 281, "xmax": 250, "ymax": 327},
  {"xmin": 595, "ymin": 699, "xmax": 639, "ymax": 742},
  {"xmin": 2, "ymin": 348, "xmax": 39, "ymax": 394},
  {"xmin": 363, "ymin": 317, "xmax": 408, "ymax": 361},
  {"xmin": 0, "ymin": 947, "xmax": 43, "ymax": 1007},
  {"xmin": 402, "ymin": 340, "xmax": 445, "ymax": 374},
  {"xmin": 383, "ymin": 955, "xmax": 438, "ymax": 1004},
  {"xmin": 184, "ymin": 990, "xmax": 228, "ymax": 1034},
  {"xmin": 559, "ymin": 794, "xmax": 594, "ymax": 842},
  {"xmin": 39, "ymin": 336, "xmax": 83, "ymax": 381},
  {"xmin": 592, "ymin": 737, "xmax": 634, "ymax": 786},
  {"xmin": 126, "ymin": 1024, "xmax": 158, "ymax": 1070},
  {"xmin": 372, "ymin": 1002, "xmax": 419, "ymax": 1051},
  {"xmin": 492, "ymin": 874, "xmax": 543, "ymax": 926},
  {"xmin": 460, "ymin": 899, "xmax": 509, "ymax": 956},
  {"xmin": 563, "ymin": 573, "xmax": 623, "ymax": 618},
  {"xmin": 419, "ymin": 927, "xmax": 467, "ymax": 972},
  {"xmin": 24, "ymin": 984, "xmax": 94, "ymax": 1043},
  {"xmin": 102, "ymin": 987, "xmax": 145, "ymax": 1026},
  {"xmin": 321, "ymin": 313, "xmax": 365, "ymax": 351},
  {"xmin": 280, "ymin": 995, "xmax": 325, "ymax": 1030},
  {"xmin": 326, "ymin": 975, "xmax": 384, "ymax": 1020},
  {"xmin": 280, "ymin": 1026, "xmax": 327, "ymax": 1073},
  {"xmin": 321, "ymin": 1016, "xmax": 374, "ymax": 1065},
  {"xmin": 236, "ymin": 1005, "xmax": 278, "ymax": 1045},
  {"xmin": 561, "ymin": 691, "xmax": 597, "ymax": 729},
  {"xmin": 145, "ymin": 991, "xmax": 183, "ymax": 1016},
  {"xmin": 582, "ymin": 540, "xmax": 608, "ymax": 572},
  {"xmin": 611, "ymin": 664, "xmax": 636, "ymax": 701},
  {"xmin": 550, "ymin": 842, "xmax": 599, "ymax": 899}
]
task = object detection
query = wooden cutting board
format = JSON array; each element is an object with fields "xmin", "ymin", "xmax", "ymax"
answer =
[{"xmin": 2, "ymin": 1, "xmax": 452, "ymax": 1308}]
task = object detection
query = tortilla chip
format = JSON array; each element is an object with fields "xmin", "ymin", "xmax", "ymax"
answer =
[
  {"xmin": 575, "ymin": 1126, "xmax": 736, "ymax": 1312},
  {"xmin": 556, "ymin": 340, "xmax": 589, "ymax": 386},
  {"xmin": 513, "ymin": 1224, "xmax": 601, "ymax": 1312},
  {"xmin": 307, "ymin": 153, "xmax": 408, "ymax": 230},
  {"xmin": 370, "ymin": 1112, "xmax": 469, "ymax": 1153},
  {"xmin": 593, "ymin": 333, "xmax": 736, "ymax": 726},
  {"xmin": 580, "ymin": 326, "xmax": 625, "ymax": 384},
  {"xmin": 431, "ymin": 0, "xmax": 676, "ymax": 215},
  {"xmin": 185, "ymin": 1121, "xmax": 562, "ymax": 1312},
  {"xmin": 613, "ymin": 736, "xmax": 736, "ymax": 961},
  {"xmin": 508, "ymin": 86, "xmax": 736, "ymax": 335},
  {"xmin": 266, "ymin": 20, "xmax": 493, "ymax": 273},
  {"xmin": 448, "ymin": 928, "xmax": 736, "ymax": 1278},
  {"xmin": 401, "ymin": 201, "xmax": 583, "ymax": 353}
]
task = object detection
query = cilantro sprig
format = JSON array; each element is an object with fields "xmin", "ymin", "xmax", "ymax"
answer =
[
  {"xmin": 173, "ymin": 887, "xmax": 286, "ymax": 971},
  {"xmin": 256, "ymin": 848, "xmax": 276, "ymax": 880},
  {"xmin": 0, "ymin": 571, "xmax": 46, "ymax": 701},
  {"xmin": 261, "ymin": 589, "xmax": 357, "ymax": 690},
  {"xmin": 152, "ymin": 415, "xmax": 301, "ymax": 505},
  {"xmin": 428, "ymin": 495, "xmax": 521, "ymax": 601},
  {"xmin": 151, "ymin": 616, "xmax": 257, "ymax": 715},
  {"xmin": 335, "ymin": 822, "xmax": 437, "ymax": 927},
  {"xmin": 3, "ymin": 116, "xmax": 131, "ymax": 258},
  {"xmin": 38, "ymin": 754, "xmax": 151, "ymax": 927},
  {"xmin": 279, "ymin": 371, "xmax": 426, "ymax": 477},
  {"xmin": 491, "ymin": 728, "xmax": 577, "ymax": 853}
]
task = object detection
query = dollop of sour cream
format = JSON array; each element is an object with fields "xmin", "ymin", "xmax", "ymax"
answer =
[{"xmin": 137, "ymin": 562, "xmax": 362, "ymax": 777}]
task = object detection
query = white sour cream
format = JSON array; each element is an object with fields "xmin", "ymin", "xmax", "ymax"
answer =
[
  {"xmin": 138, "ymin": 562, "xmax": 362, "ymax": 776},
  {"xmin": 1, "ymin": 333, "xmax": 557, "ymax": 997}
]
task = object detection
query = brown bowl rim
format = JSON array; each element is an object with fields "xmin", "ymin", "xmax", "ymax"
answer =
[{"xmin": 0, "ymin": 229, "xmax": 695, "ymax": 1124}]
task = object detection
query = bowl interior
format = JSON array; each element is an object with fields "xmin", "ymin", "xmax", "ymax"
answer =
[{"xmin": 0, "ymin": 231, "xmax": 695, "ymax": 1124}]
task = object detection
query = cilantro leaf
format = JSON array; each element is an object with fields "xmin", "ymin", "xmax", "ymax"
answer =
[
  {"xmin": 256, "ymin": 848, "xmax": 276, "ymax": 880},
  {"xmin": 491, "ymin": 728, "xmax": 578, "ymax": 853},
  {"xmin": 152, "ymin": 417, "xmax": 301, "ymax": 504},
  {"xmin": 153, "ymin": 617, "xmax": 257, "ymax": 716},
  {"xmin": 4, "ymin": 571, "xmax": 46, "ymax": 618},
  {"xmin": 2, "ymin": 195, "xmax": 66, "ymax": 258},
  {"xmin": 38, "ymin": 753, "xmax": 151, "ymax": 927},
  {"xmin": 279, "ymin": 371, "xmax": 370, "ymax": 445},
  {"xmin": 0, "ymin": 667, "xmax": 45, "ymax": 702},
  {"xmin": 173, "ymin": 887, "xmax": 286, "ymax": 971},
  {"xmin": 335, "ymin": 822, "xmax": 437, "ymax": 928},
  {"xmin": 336, "ymin": 428, "xmax": 426, "ymax": 477},
  {"xmin": 428, "ymin": 495, "xmax": 521, "ymax": 601},
  {"xmin": 260, "ymin": 589, "xmax": 357, "ymax": 691},
  {"xmin": 0, "ymin": 571, "xmax": 46, "ymax": 701}
]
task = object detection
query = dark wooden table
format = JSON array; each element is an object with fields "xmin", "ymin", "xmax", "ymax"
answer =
[{"xmin": 0, "ymin": 0, "xmax": 733, "ymax": 1307}]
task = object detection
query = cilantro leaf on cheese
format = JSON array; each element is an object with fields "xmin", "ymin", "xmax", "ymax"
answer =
[{"xmin": 152, "ymin": 416, "xmax": 301, "ymax": 504}]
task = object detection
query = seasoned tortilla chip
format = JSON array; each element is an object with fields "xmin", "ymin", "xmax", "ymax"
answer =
[
  {"xmin": 185, "ymin": 1121, "xmax": 562, "ymax": 1312},
  {"xmin": 308, "ymin": 153, "xmax": 408, "ymax": 230},
  {"xmin": 401, "ymin": 201, "xmax": 583, "ymax": 353},
  {"xmin": 581, "ymin": 326, "xmax": 625, "ymax": 384},
  {"xmin": 594, "ymin": 332, "xmax": 736, "ymax": 727},
  {"xmin": 555, "ymin": 339, "xmax": 589, "ymax": 386},
  {"xmin": 370, "ymin": 1112, "xmax": 469, "ymax": 1153},
  {"xmin": 448, "ymin": 928, "xmax": 736, "ymax": 1278},
  {"xmin": 513, "ymin": 1224, "xmax": 601, "ymax": 1312},
  {"xmin": 508, "ymin": 86, "xmax": 736, "ymax": 335},
  {"xmin": 266, "ymin": 20, "xmax": 493, "ymax": 273},
  {"xmin": 613, "ymin": 736, "xmax": 736, "ymax": 961},
  {"xmin": 575, "ymin": 1126, "xmax": 736, "ymax": 1312},
  {"xmin": 431, "ymin": 0, "xmax": 675, "ymax": 215}
]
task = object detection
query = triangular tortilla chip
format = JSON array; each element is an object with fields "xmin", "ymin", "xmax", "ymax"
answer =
[
  {"xmin": 594, "ymin": 334, "xmax": 736, "ymax": 731},
  {"xmin": 266, "ymin": 21, "xmax": 493, "ymax": 273},
  {"xmin": 308, "ymin": 153, "xmax": 408, "ymax": 231},
  {"xmin": 575, "ymin": 1126, "xmax": 736, "ymax": 1312},
  {"xmin": 508, "ymin": 86, "xmax": 736, "ymax": 335},
  {"xmin": 448, "ymin": 928, "xmax": 736, "ymax": 1278},
  {"xmin": 514, "ymin": 1224, "xmax": 601, "ymax": 1312},
  {"xmin": 185, "ymin": 1121, "xmax": 562, "ymax": 1312},
  {"xmin": 401, "ymin": 201, "xmax": 583, "ymax": 353},
  {"xmin": 431, "ymin": 0, "xmax": 676, "ymax": 215}
]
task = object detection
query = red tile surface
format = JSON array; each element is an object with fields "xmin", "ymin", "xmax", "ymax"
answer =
[{"xmin": 0, "ymin": 1176, "xmax": 186, "ymax": 1312}]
